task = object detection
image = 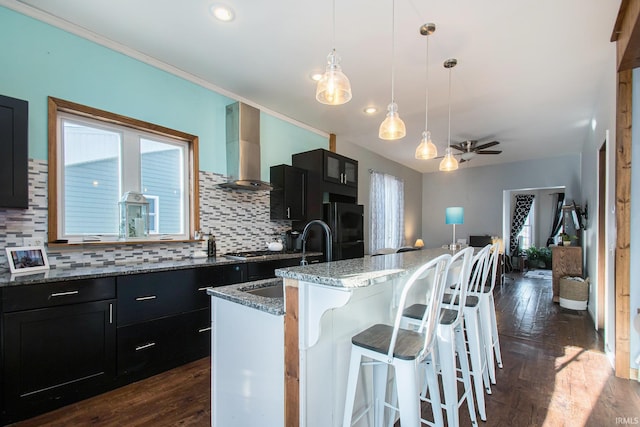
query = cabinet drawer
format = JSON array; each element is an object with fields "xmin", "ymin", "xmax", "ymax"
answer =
[
  {"xmin": 117, "ymin": 308, "xmax": 210, "ymax": 379},
  {"xmin": 117, "ymin": 269, "xmax": 201, "ymax": 326},
  {"xmin": 2, "ymin": 277, "xmax": 116, "ymax": 312}
]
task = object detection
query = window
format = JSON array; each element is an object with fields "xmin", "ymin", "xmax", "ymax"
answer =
[
  {"xmin": 48, "ymin": 97, "xmax": 199, "ymax": 243},
  {"xmin": 517, "ymin": 200, "xmax": 535, "ymax": 251},
  {"xmin": 369, "ymin": 172, "xmax": 404, "ymax": 253}
]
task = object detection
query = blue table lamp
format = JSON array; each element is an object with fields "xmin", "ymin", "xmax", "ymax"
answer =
[{"xmin": 445, "ymin": 207, "xmax": 464, "ymax": 250}]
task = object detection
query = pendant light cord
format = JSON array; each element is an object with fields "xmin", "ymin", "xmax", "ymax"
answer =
[
  {"xmin": 391, "ymin": 0, "xmax": 396, "ymax": 104},
  {"xmin": 425, "ymin": 35, "xmax": 429, "ymax": 129},
  {"xmin": 332, "ymin": 0, "xmax": 336, "ymax": 50},
  {"xmin": 447, "ymin": 64, "xmax": 452, "ymax": 148}
]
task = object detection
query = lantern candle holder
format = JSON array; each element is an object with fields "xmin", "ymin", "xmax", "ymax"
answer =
[{"xmin": 119, "ymin": 191, "xmax": 150, "ymax": 240}]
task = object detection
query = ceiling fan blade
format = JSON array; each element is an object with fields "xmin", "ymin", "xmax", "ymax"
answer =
[
  {"xmin": 451, "ymin": 144, "xmax": 467, "ymax": 152},
  {"xmin": 477, "ymin": 150, "xmax": 502, "ymax": 155},
  {"xmin": 474, "ymin": 141, "xmax": 499, "ymax": 151},
  {"xmin": 459, "ymin": 158, "xmax": 467, "ymax": 163}
]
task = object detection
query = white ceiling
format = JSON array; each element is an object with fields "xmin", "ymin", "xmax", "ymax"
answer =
[{"xmin": 9, "ymin": 0, "xmax": 620, "ymax": 173}]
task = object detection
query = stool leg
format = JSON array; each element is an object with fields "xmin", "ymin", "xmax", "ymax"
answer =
[
  {"xmin": 373, "ymin": 362, "xmax": 389, "ymax": 427},
  {"xmin": 455, "ymin": 324, "xmax": 477, "ymax": 425},
  {"xmin": 489, "ymin": 294, "xmax": 503, "ymax": 369},
  {"xmin": 395, "ymin": 360, "xmax": 421, "ymax": 427},
  {"xmin": 480, "ymin": 299, "xmax": 496, "ymax": 384},
  {"xmin": 342, "ymin": 348, "xmax": 362, "ymax": 427},
  {"xmin": 464, "ymin": 313, "xmax": 487, "ymax": 420},
  {"xmin": 423, "ymin": 355, "xmax": 445, "ymax": 427},
  {"xmin": 437, "ymin": 327, "xmax": 459, "ymax": 427}
]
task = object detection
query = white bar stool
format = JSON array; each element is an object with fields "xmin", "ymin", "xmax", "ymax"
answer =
[
  {"xmin": 478, "ymin": 242, "xmax": 504, "ymax": 384},
  {"xmin": 401, "ymin": 247, "xmax": 477, "ymax": 427},
  {"xmin": 342, "ymin": 254, "xmax": 452, "ymax": 427}
]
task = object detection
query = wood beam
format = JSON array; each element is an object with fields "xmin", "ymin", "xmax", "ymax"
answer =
[
  {"xmin": 284, "ymin": 279, "xmax": 300, "ymax": 426},
  {"xmin": 615, "ymin": 69, "xmax": 632, "ymax": 378},
  {"xmin": 329, "ymin": 133, "xmax": 336, "ymax": 153},
  {"xmin": 612, "ymin": 0, "xmax": 640, "ymax": 71}
]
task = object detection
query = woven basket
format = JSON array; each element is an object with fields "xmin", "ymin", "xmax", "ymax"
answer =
[{"xmin": 559, "ymin": 276, "xmax": 589, "ymax": 310}]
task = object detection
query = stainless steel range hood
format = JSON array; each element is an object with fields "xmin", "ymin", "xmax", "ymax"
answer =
[{"xmin": 219, "ymin": 102, "xmax": 272, "ymax": 191}]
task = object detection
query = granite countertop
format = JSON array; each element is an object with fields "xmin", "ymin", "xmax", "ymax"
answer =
[
  {"xmin": 207, "ymin": 278, "xmax": 284, "ymax": 316},
  {"xmin": 0, "ymin": 251, "xmax": 320, "ymax": 287},
  {"xmin": 275, "ymin": 247, "xmax": 456, "ymax": 288}
]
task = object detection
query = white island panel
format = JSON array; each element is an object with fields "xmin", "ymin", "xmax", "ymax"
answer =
[{"xmin": 212, "ymin": 296, "xmax": 284, "ymax": 426}]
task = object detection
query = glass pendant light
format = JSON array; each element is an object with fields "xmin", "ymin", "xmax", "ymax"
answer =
[
  {"xmin": 439, "ymin": 58, "xmax": 459, "ymax": 172},
  {"xmin": 316, "ymin": 0, "xmax": 352, "ymax": 105},
  {"xmin": 379, "ymin": 0, "xmax": 406, "ymax": 140},
  {"xmin": 415, "ymin": 23, "xmax": 438, "ymax": 159}
]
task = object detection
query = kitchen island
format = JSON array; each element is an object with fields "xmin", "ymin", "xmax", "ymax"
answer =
[{"xmin": 209, "ymin": 247, "xmax": 454, "ymax": 427}]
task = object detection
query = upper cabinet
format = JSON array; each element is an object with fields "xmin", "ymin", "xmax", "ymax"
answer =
[
  {"xmin": 323, "ymin": 151, "xmax": 358, "ymax": 187},
  {"xmin": 292, "ymin": 149, "xmax": 358, "ymax": 200},
  {"xmin": 0, "ymin": 94, "xmax": 28, "ymax": 209},
  {"xmin": 270, "ymin": 164, "xmax": 306, "ymax": 221}
]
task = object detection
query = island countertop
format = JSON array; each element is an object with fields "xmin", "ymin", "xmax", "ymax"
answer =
[{"xmin": 275, "ymin": 247, "xmax": 454, "ymax": 288}]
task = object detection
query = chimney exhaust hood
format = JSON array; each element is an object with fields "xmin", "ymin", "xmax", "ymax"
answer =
[{"xmin": 219, "ymin": 102, "xmax": 272, "ymax": 191}]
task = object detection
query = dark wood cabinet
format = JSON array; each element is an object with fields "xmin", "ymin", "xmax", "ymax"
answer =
[
  {"xmin": 247, "ymin": 256, "xmax": 321, "ymax": 281},
  {"xmin": 116, "ymin": 264, "xmax": 246, "ymax": 382},
  {"xmin": 292, "ymin": 149, "xmax": 358, "ymax": 192},
  {"xmin": 323, "ymin": 151, "xmax": 357, "ymax": 187},
  {"xmin": 1, "ymin": 279, "xmax": 116, "ymax": 424},
  {"xmin": 0, "ymin": 94, "xmax": 28, "ymax": 209},
  {"xmin": 270, "ymin": 164, "xmax": 306, "ymax": 220}
]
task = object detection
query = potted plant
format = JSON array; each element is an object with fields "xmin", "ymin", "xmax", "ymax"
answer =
[{"xmin": 560, "ymin": 233, "xmax": 576, "ymax": 246}]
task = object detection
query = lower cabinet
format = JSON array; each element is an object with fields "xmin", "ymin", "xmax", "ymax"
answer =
[
  {"xmin": 1, "ymin": 279, "xmax": 116, "ymax": 425},
  {"xmin": 0, "ymin": 259, "xmax": 295, "ymax": 424},
  {"xmin": 117, "ymin": 308, "xmax": 210, "ymax": 381}
]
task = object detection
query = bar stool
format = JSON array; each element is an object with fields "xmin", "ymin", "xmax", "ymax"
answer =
[
  {"xmin": 477, "ymin": 242, "xmax": 503, "ymax": 384},
  {"xmin": 342, "ymin": 254, "xmax": 452, "ymax": 427},
  {"xmin": 401, "ymin": 247, "xmax": 477, "ymax": 427},
  {"xmin": 443, "ymin": 244, "xmax": 492, "ymax": 421}
]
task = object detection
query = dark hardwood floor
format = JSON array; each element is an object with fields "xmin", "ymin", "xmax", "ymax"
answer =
[{"xmin": 11, "ymin": 272, "xmax": 640, "ymax": 426}]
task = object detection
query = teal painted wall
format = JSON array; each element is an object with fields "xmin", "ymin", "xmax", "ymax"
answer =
[{"xmin": 0, "ymin": 6, "xmax": 327, "ymax": 177}]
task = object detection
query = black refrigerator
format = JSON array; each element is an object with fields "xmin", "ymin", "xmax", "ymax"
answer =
[{"xmin": 324, "ymin": 202, "xmax": 364, "ymax": 260}]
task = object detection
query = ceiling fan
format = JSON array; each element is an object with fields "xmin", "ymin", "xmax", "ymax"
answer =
[{"xmin": 451, "ymin": 140, "xmax": 502, "ymax": 163}]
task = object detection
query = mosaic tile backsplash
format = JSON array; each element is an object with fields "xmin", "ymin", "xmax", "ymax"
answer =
[{"xmin": 0, "ymin": 160, "xmax": 291, "ymax": 271}]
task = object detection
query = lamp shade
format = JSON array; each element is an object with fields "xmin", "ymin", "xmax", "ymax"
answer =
[
  {"xmin": 414, "ymin": 238, "xmax": 425, "ymax": 248},
  {"xmin": 316, "ymin": 50, "xmax": 352, "ymax": 105},
  {"xmin": 445, "ymin": 207, "xmax": 464, "ymax": 225}
]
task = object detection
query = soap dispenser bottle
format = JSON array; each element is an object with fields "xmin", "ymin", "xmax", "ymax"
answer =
[{"xmin": 207, "ymin": 231, "xmax": 216, "ymax": 258}]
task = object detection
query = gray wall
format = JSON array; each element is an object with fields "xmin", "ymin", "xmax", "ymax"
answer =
[
  {"xmin": 337, "ymin": 141, "xmax": 423, "ymax": 254},
  {"xmin": 421, "ymin": 154, "xmax": 582, "ymax": 249}
]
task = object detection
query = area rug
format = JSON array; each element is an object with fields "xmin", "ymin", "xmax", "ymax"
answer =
[{"xmin": 524, "ymin": 269, "xmax": 552, "ymax": 279}]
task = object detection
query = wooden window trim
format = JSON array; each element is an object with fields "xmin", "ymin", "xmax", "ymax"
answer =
[{"xmin": 47, "ymin": 97, "xmax": 200, "ymax": 244}]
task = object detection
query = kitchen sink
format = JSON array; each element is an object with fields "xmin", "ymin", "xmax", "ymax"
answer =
[{"xmin": 244, "ymin": 284, "xmax": 283, "ymax": 298}]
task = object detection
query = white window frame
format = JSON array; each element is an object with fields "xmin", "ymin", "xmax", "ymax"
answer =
[
  {"xmin": 48, "ymin": 97, "xmax": 199, "ymax": 244},
  {"xmin": 145, "ymin": 195, "xmax": 160, "ymax": 235}
]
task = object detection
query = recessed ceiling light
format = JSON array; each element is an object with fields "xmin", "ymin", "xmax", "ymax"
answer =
[
  {"xmin": 210, "ymin": 3, "xmax": 235, "ymax": 22},
  {"xmin": 364, "ymin": 107, "xmax": 378, "ymax": 114},
  {"xmin": 310, "ymin": 72, "xmax": 323, "ymax": 82}
]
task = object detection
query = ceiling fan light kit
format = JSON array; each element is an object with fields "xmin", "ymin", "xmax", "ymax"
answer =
[
  {"xmin": 439, "ymin": 58, "xmax": 459, "ymax": 172},
  {"xmin": 316, "ymin": 0, "xmax": 352, "ymax": 106},
  {"xmin": 379, "ymin": 0, "xmax": 406, "ymax": 140}
]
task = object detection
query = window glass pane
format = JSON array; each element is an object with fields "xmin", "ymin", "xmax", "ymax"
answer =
[
  {"xmin": 63, "ymin": 121, "xmax": 121, "ymax": 235},
  {"xmin": 140, "ymin": 138, "xmax": 184, "ymax": 234}
]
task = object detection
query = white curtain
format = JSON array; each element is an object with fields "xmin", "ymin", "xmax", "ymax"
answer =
[{"xmin": 369, "ymin": 171, "xmax": 404, "ymax": 253}]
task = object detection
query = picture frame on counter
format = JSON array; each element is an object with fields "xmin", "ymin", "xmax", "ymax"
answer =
[{"xmin": 5, "ymin": 246, "xmax": 50, "ymax": 274}]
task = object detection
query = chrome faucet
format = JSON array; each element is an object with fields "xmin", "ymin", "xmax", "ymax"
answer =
[{"xmin": 300, "ymin": 219, "xmax": 332, "ymax": 265}]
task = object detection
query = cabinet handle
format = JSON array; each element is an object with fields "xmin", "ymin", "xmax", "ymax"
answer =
[
  {"xmin": 135, "ymin": 342, "xmax": 156, "ymax": 351},
  {"xmin": 197, "ymin": 287, "xmax": 209, "ymax": 292},
  {"xmin": 135, "ymin": 295, "xmax": 157, "ymax": 301},
  {"xmin": 286, "ymin": 207, "xmax": 291, "ymax": 218},
  {"xmin": 198, "ymin": 327, "xmax": 212, "ymax": 333},
  {"xmin": 109, "ymin": 303, "xmax": 113, "ymax": 324},
  {"xmin": 50, "ymin": 290, "xmax": 79, "ymax": 297}
]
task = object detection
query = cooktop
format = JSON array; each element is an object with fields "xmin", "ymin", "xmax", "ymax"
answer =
[{"xmin": 224, "ymin": 250, "xmax": 300, "ymax": 260}]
